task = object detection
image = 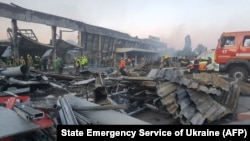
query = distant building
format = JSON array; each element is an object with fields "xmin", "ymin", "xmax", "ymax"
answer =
[{"xmin": 148, "ymin": 35, "xmax": 160, "ymax": 42}]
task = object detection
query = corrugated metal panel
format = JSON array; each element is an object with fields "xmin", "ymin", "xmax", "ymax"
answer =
[
  {"xmin": 163, "ymin": 69, "xmax": 184, "ymax": 83},
  {"xmin": 175, "ymin": 88, "xmax": 199, "ymax": 124},
  {"xmin": 181, "ymin": 77, "xmax": 192, "ymax": 87},
  {"xmin": 147, "ymin": 69, "xmax": 224, "ymax": 95},
  {"xmin": 177, "ymin": 96, "xmax": 192, "ymax": 109},
  {"xmin": 151, "ymin": 69, "xmax": 229, "ymax": 94},
  {"xmin": 213, "ymin": 81, "xmax": 240, "ymax": 111},
  {"xmin": 159, "ymin": 87, "xmax": 231, "ymax": 124},
  {"xmin": 187, "ymin": 90, "xmax": 230, "ymax": 122},
  {"xmin": 156, "ymin": 82, "xmax": 179, "ymax": 97},
  {"xmin": 186, "ymin": 81, "xmax": 199, "ymax": 89},
  {"xmin": 154, "ymin": 69, "xmax": 240, "ymax": 125},
  {"xmin": 179, "ymin": 104, "xmax": 196, "ymax": 123},
  {"xmin": 190, "ymin": 112, "xmax": 206, "ymax": 125},
  {"xmin": 193, "ymin": 73, "xmax": 229, "ymax": 91},
  {"xmin": 160, "ymin": 93, "xmax": 179, "ymax": 119},
  {"xmin": 146, "ymin": 69, "xmax": 159, "ymax": 78},
  {"xmin": 155, "ymin": 68, "xmax": 167, "ymax": 78}
]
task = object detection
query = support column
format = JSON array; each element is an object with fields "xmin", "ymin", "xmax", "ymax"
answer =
[
  {"xmin": 90, "ymin": 34, "xmax": 95, "ymax": 67},
  {"xmin": 11, "ymin": 19, "xmax": 19, "ymax": 58},
  {"xmin": 78, "ymin": 31, "xmax": 85, "ymax": 48},
  {"xmin": 59, "ymin": 30, "xmax": 62, "ymax": 39},
  {"xmin": 123, "ymin": 52, "xmax": 126, "ymax": 60},
  {"xmin": 98, "ymin": 35, "xmax": 102, "ymax": 67},
  {"xmin": 125, "ymin": 41, "xmax": 128, "ymax": 48},
  {"xmin": 135, "ymin": 54, "xmax": 137, "ymax": 66},
  {"xmin": 78, "ymin": 31, "xmax": 85, "ymax": 57},
  {"xmin": 51, "ymin": 26, "xmax": 57, "ymax": 59},
  {"xmin": 112, "ymin": 39, "xmax": 117, "ymax": 67}
]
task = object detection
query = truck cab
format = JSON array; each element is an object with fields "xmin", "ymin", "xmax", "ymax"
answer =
[{"xmin": 215, "ymin": 31, "xmax": 250, "ymax": 81}]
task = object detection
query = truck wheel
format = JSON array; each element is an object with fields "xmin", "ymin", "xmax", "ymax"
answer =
[{"xmin": 229, "ymin": 67, "xmax": 249, "ymax": 82}]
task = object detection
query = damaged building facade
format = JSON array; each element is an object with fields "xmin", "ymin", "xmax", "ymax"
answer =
[{"xmin": 0, "ymin": 2, "xmax": 167, "ymax": 68}]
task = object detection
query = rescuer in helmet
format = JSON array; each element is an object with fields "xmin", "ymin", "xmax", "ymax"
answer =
[
  {"xmin": 33, "ymin": 55, "xmax": 41, "ymax": 70},
  {"xmin": 27, "ymin": 54, "xmax": 33, "ymax": 67},
  {"xmin": 164, "ymin": 55, "xmax": 170, "ymax": 67},
  {"xmin": 74, "ymin": 57, "xmax": 81, "ymax": 76},
  {"xmin": 180, "ymin": 55, "xmax": 190, "ymax": 67},
  {"xmin": 159, "ymin": 55, "xmax": 170, "ymax": 69},
  {"xmin": 19, "ymin": 56, "xmax": 26, "ymax": 66}
]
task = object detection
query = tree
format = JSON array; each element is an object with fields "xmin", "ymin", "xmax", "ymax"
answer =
[{"xmin": 193, "ymin": 44, "xmax": 207, "ymax": 56}]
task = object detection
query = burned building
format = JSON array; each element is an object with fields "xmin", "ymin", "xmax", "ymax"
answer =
[{"xmin": 0, "ymin": 2, "xmax": 167, "ymax": 68}]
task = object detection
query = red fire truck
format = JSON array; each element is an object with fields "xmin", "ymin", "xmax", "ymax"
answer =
[{"xmin": 215, "ymin": 31, "xmax": 250, "ymax": 82}]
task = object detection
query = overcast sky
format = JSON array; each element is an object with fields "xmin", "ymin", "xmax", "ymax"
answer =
[{"xmin": 1, "ymin": 0, "xmax": 250, "ymax": 50}]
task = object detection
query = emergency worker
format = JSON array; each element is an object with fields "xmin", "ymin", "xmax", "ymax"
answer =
[
  {"xmin": 164, "ymin": 55, "xmax": 170, "ymax": 67},
  {"xmin": 206, "ymin": 57, "xmax": 212, "ymax": 66},
  {"xmin": 54, "ymin": 56, "xmax": 64, "ymax": 74},
  {"xmin": 180, "ymin": 56, "xmax": 190, "ymax": 67},
  {"xmin": 14, "ymin": 56, "xmax": 19, "ymax": 66},
  {"xmin": 7, "ymin": 56, "xmax": 15, "ymax": 67},
  {"xmin": 140, "ymin": 57, "xmax": 146, "ymax": 65},
  {"xmin": 80, "ymin": 56, "xmax": 85, "ymax": 70},
  {"xmin": 119, "ymin": 57, "xmax": 127, "ymax": 76},
  {"xmin": 58, "ymin": 57, "xmax": 64, "ymax": 74},
  {"xmin": 127, "ymin": 58, "xmax": 132, "ymax": 66},
  {"xmin": 82, "ymin": 56, "xmax": 88, "ymax": 70},
  {"xmin": 206, "ymin": 57, "xmax": 213, "ymax": 73},
  {"xmin": 33, "ymin": 56, "xmax": 41, "ymax": 70},
  {"xmin": 27, "ymin": 54, "xmax": 33, "ymax": 67},
  {"xmin": 47, "ymin": 56, "xmax": 52, "ymax": 70},
  {"xmin": 42, "ymin": 57, "xmax": 48, "ymax": 72},
  {"xmin": 74, "ymin": 57, "xmax": 81, "ymax": 76},
  {"xmin": 160, "ymin": 56, "xmax": 165, "ymax": 69},
  {"xmin": 19, "ymin": 56, "xmax": 26, "ymax": 65},
  {"xmin": 193, "ymin": 56, "xmax": 200, "ymax": 78},
  {"xmin": 131, "ymin": 58, "xmax": 135, "ymax": 67}
]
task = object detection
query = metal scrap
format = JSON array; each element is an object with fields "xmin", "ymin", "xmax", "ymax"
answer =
[
  {"xmin": 0, "ymin": 59, "xmax": 246, "ymax": 141},
  {"xmin": 57, "ymin": 95, "xmax": 78, "ymax": 125},
  {"xmin": 0, "ymin": 106, "xmax": 40, "ymax": 139}
]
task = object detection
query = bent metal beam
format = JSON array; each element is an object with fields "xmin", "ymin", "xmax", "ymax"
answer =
[{"xmin": 0, "ymin": 2, "xmax": 136, "ymax": 42}]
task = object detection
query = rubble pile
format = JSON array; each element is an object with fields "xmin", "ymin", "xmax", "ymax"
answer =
[
  {"xmin": 106, "ymin": 68, "xmax": 240, "ymax": 125},
  {"xmin": 0, "ymin": 63, "xmax": 246, "ymax": 140}
]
